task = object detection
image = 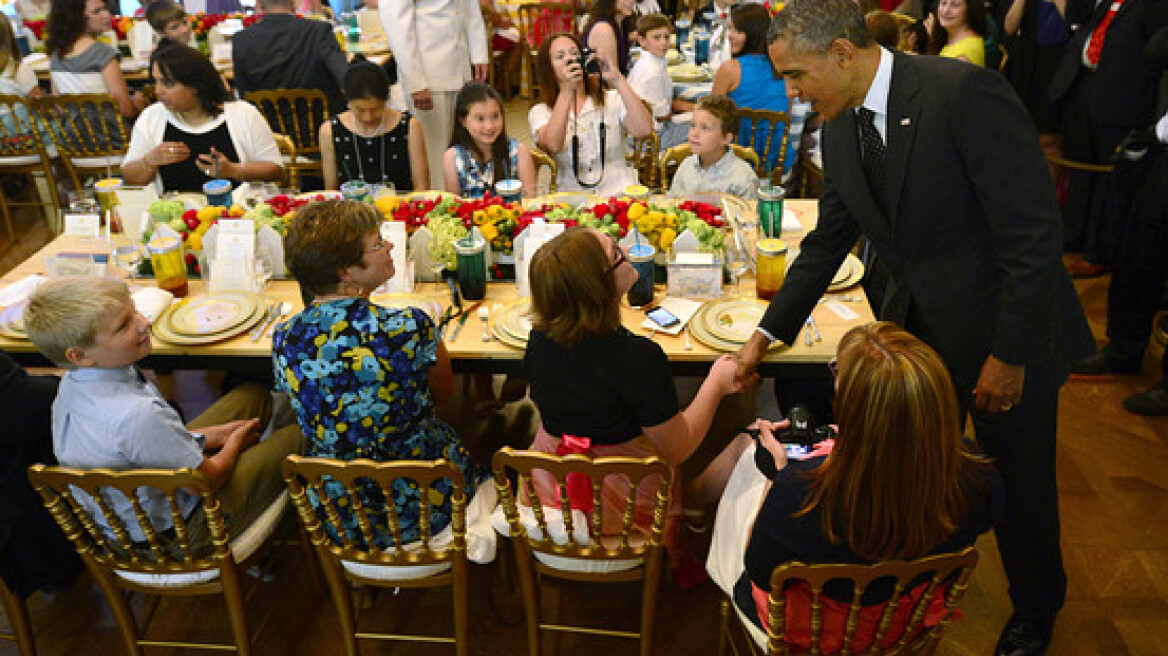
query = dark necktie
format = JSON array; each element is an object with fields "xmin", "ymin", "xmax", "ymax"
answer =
[{"xmin": 856, "ymin": 106, "xmax": 888, "ymax": 213}]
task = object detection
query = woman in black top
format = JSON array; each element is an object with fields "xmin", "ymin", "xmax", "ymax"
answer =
[
  {"xmin": 320, "ymin": 60, "xmax": 429, "ymax": 191},
  {"xmin": 122, "ymin": 46, "xmax": 283, "ymax": 192}
]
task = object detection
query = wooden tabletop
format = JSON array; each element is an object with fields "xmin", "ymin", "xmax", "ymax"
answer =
[{"xmin": 0, "ymin": 199, "xmax": 873, "ymax": 372}]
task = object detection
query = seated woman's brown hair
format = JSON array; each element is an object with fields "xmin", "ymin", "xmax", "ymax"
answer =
[
  {"xmin": 799, "ymin": 321, "xmax": 990, "ymax": 561},
  {"xmin": 528, "ymin": 228, "xmax": 624, "ymax": 346},
  {"xmin": 283, "ymin": 200, "xmax": 382, "ymax": 297}
]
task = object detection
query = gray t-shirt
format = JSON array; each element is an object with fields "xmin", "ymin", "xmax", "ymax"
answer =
[{"xmin": 50, "ymin": 41, "xmax": 119, "ymax": 95}]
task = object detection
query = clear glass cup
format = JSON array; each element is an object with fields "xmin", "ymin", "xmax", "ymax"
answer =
[{"xmin": 113, "ymin": 244, "xmax": 143, "ymax": 282}]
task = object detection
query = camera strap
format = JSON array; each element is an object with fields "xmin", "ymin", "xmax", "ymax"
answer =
[{"xmin": 570, "ymin": 96, "xmax": 605, "ymax": 189}]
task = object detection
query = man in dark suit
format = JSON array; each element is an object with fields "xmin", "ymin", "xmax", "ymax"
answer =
[
  {"xmin": 232, "ymin": 0, "xmax": 350, "ymax": 115},
  {"xmin": 735, "ymin": 1, "xmax": 1094, "ymax": 654},
  {"xmin": 1047, "ymin": 0, "xmax": 1168, "ymax": 276}
]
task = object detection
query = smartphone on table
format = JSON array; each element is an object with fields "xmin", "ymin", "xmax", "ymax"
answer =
[{"xmin": 646, "ymin": 306, "xmax": 681, "ymax": 329}]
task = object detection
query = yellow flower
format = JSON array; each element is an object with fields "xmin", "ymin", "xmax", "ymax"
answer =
[
  {"xmin": 472, "ymin": 209, "xmax": 488, "ymax": 226},
  {"xmin": 229, "ymin": 205, "xmax": 246, "ymax": 218},
  {"xmin": 658, "ymin": 228, "xmax": 677, "ymax": 250},
  {"xmin": 627, "ymin": 202, "xmax": 647, "ymax": 220},
  {"xmin": 480, "ymin": 222, "xmax": 499, "ymax": 242},
  {"xmin": 375, "ymin": 194, "xmax": 400, "ymax": 215}
]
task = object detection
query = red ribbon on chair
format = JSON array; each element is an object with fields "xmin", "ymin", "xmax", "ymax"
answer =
[{"xmin": 556, "ymin": 434, "xmax": 594, "ymax": 512}]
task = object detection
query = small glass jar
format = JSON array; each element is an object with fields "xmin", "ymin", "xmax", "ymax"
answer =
[
  {"xmin": 627, "ymin": 243, "xmax": 656, "ymax": 307},
  {"xmin": 453, "ymin": 236, "xmax": 487, "ymax": 301},
  {"xmin": 494, "ymin": 179, "xmax": 523, "ymax": 203},
  {"xmin": 340, "ymin": 179, "xmax": 370, "ymax": 202},
  {"xmin": 147, "ymin": 235, "xmax": 189, "ymax": 298},
  {"xmin": 757, "ymin": 185, "xmax": 785, "ymax": 239},
  {"xmin": 203, "ymin": 179, "xmax": 232, "ymax": 208},
  {"xmin": 755, "ymin": 238, "xmax": 787, "ymax": 301}
]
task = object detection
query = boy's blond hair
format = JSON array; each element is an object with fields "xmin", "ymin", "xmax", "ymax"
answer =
[
  {"xmin": 635, "ymin": 13, "xmax": 672, "ymax": 37},
  {"xmin": 145, "ymin": 1, "xmax": 187, "ymax": 33},
  {"xmin": 696, "ymin": 94, "xmax": 740, "ymax": 135},
  {"xmin": 24, "ymin": 277, "xmax": 130, "ymax": 368}
]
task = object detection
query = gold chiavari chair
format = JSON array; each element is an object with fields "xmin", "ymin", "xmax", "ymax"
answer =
[
  {"xmin": 0, "ymin": 94, "xmax": 59, "ymax": 238},
  {"xmin": 30, "ymin": 93, "xmax": 128, "ymax": 196},
  {"xmin": 0, "ymin": 578, "xmax": 35, "ymax": 656},
  {"xmin": 735, "ymin": 108, "xmax": 791, "ymax": 187},
  {"xmin": 657, "ymin": 143, "xmax": 760, "ymax": 190},
  {"xmin": 27, "ymin": 465, "xmax": 290, "ymax": 656},
  {"xmin": 282, "ymin": 456, "xmax": 472, "ymax": 656},
  {"xmin": 530, "ymin": 147, "xmax": 559, "ymax": 194},
  {"xmin": 492, "ymin": 447, "xmax": 672, "ymax": 656},
  {"xmin": 517, "ymin": 2, "xmax": 580, "ymax": 99},
  {"xmin": 244, "ymin": 89, "xmax": 329, "ymax": 189}
]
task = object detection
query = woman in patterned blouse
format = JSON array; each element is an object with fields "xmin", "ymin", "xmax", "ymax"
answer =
[{"xmin": 273, "ymin": 200, "xmax": 483, "ymax": 547}]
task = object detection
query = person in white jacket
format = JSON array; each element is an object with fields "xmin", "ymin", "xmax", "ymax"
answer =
[{"xmin": 380, "ymin": 0, "xmax": 489, "ymax": 187}]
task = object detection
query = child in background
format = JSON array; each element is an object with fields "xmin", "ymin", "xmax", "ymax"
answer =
[
  {"xmin": 0, "ymin": 14, "xmax": 40, "ymax": 100},
  {"xmin": 442, "ymin": 81, "xmax": 535, "ymax": 198},
  {"xmin": 144, "ymin": 1, "xmax": 191, "ymax": 57},
  {"xmin": 670, "ymin": 95, "xmax": 758, "ymax": 199},
  {"xmin": 627, "ymin": 14, "xmax": 692, "ymax": 151},
  {"xmin": 23, "ymin": 277, "xmax": 303, "ymax": 549}
]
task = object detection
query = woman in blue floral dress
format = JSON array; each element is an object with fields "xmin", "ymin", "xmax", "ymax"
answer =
[{"xmin": 273, "ymin": 200, "xmax": 484, "ymax": 548}]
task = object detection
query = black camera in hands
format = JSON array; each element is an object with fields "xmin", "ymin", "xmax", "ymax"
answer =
[
  {"xmin": 750, "ymin": 404, "xmax": 836, "ymax": 478},
  {"xmin": 577, "ymin": 47, "xmax": 601, "ymax": 75}
]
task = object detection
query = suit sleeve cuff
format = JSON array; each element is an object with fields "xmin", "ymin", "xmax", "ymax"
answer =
[{"xmin": 755, "ymin": 326, "xmax": 778, "ymax": 343}]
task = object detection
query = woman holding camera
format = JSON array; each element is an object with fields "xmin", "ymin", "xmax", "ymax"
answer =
[
  {"xmin": 706, "ymin": 322, "xmax": 1003, "ymax": 649},
  {"xmin": 529, "ymin": 32, "xmax": 654, "ymax": 198}
]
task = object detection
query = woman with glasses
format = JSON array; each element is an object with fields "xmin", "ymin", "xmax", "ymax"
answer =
[
  {"xmin": 706, "ymin": 322, "xmax": 1003, "ymax": 650},
  {"xmin": 273, "ymin": 200, "xmax": 486, "ymax": 548},
  {"xmin": 524, "ymin": 227, "xmax": 749, "ymax": 568}
]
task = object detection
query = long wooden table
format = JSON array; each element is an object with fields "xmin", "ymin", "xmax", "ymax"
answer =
[{"xmin": 0, "ymin": 199, "xmax": 873, "ymax": 374}]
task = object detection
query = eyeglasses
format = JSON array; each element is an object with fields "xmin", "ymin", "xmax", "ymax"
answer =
[
  {"xmin": 827, "ymin": 357, "xmax": 838, "ymax": 379},
  {"xmin": 604, "ymin": 236, "xmax": 626, "ymax": 275}
]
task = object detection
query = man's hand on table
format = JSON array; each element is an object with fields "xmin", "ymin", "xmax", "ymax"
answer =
[{"xmin": 973, "ymin": 354, "xmax": 1025, "ymax": 414}]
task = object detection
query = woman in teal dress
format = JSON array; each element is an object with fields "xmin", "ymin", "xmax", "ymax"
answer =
[{"xmin": 273, "ymin": 199, "xmax": 484, "ymax": 548}]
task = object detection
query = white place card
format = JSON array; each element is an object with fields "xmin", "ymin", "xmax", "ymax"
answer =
[
  {"xmin": 210, "ymin": 219, "xmax": 256, "ymax": 293},
  {"xmin": 823, "ymin": 300, "xmax": 859, "ymax": 321},
  {"xmin": 516, "ymin": 221, "xmax": 565, "ymax": 297},
  {"xmin": 63, "ymin": 213, "xmax": 101, "ymax": 237}
]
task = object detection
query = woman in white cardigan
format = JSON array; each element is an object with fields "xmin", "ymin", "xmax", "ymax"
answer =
[{"xmin": 123, "ymin": 45, "xmax": 282, "ymax": 193}]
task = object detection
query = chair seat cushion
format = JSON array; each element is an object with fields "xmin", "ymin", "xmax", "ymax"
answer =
[
  {"xmin": 0, "ymin": 155, "xmax": 42, "ymax": 166},
  {"xmin": 490, "ymin": 504, "xmax": 643, "ymax": 574},
  {"xmin": 340, "ymin": 479, "xmax": 498, "ymax": 581},
  {"xmin": 114, "ymin": 489, "xmax": 289, "ymax": 588}
]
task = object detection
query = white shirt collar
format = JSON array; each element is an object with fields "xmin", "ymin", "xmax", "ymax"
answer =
[{"xmin": 857, "ymin": 47, "xmax": 894, "ymax": 141}]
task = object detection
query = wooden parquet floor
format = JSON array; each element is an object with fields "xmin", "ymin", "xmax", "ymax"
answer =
[{"xmin": 1, "ymin": 174, "xmax": 1166, "ymax": 655}]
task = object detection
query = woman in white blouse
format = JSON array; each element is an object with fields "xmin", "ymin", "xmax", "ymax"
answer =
[
  {"xmin": 529, "ymin": 32, "xmax": 653, "ymax": 198},
  {"xmin": 123, "ymin": 46, "xmax": 282, "ymax": 193}
]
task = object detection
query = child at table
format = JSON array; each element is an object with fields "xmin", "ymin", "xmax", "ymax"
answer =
[
  {"xmin": 23, "ymin": 277, "xmax": 303, "ymax": 549},
  {"xmin": 627, "ymin": 14, "xmax": 692, "ymax": 151},
  {"xmin": 145, "ymin": 1, "xmax": 192, "ymax": 58},
  {"xmin": 442, "ymin": 81, "xmax": 535, "ymax": 198},
  {"xmin": 670, "ymin": 95, "xmax": 758, "ymax": 199}
]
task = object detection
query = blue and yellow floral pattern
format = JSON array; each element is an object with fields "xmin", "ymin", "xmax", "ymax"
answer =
[{"xmin": 273, "ymin": 299, "xmax": 483, "ymax": 548}]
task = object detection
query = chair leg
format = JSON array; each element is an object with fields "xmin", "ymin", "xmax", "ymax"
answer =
[
  {"xmin": 0, "ymin": 578, "xmax": 36, "ymax": 656},
  {"xmin": 511, "ymin": 544, "xmax": 542, "ymax": 656},
  {"xmin": 88, "ymin": 567, "xmax": 144, "ymax": 656},
  {"xmin": 453, "ymin": 557, "xmax": 469, "ymax": 656},
  {"xmin": 320, "ymin": 555, "xmax": 360, "ymax": 656},
  {"xmin": 0, "ymin": 191, "xmax": 14, "ymax": 243},
  {"xmin": 717, "ymin": 598, "xmax": 730, "ymax": 656},
  {"xmin": 639, "ymin": 551, "xmax": 665, "ymax": 656},
  {"xmin": 220, "ymin": 562, "xmax": 252, "ymax": 656},
  {"xmin": 39, "ymin": 160, "xmax": 60, "ymax": 235}
]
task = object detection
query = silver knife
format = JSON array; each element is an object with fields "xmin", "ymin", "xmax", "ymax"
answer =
[
  {"xmin": 449, "ymin": 301, "xmax": 482, "ymax": 341},
  {"xmin": 249, "ymin": 302, "xmax": 278, "ymax": 342}
]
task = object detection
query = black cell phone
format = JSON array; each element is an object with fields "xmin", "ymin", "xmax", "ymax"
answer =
[{"xmin": 646, "ymin": 306, "xmax": 681, "ymax": 329}]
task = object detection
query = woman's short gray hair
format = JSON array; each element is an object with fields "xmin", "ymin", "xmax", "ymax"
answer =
[{"xmin": 768, "ymin": 0, "xmax": 874, "ymax": 55}]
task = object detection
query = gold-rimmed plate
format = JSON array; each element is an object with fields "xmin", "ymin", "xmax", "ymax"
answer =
[
  {"xmin": 828, "ymin": 254, "xmax": 864, "ymax": 292},
  {"xmin": 153, "ymin": 298, "xmax": 265, "ymax": 345},
  {"xmin": 168, "ymin": 292, "xmax": 258, "ymax": 336},
  {"xmin": 491, "ymin": 320, "xmax": 527, "ymax": 349},
  {"xmin": 702, "ymin": 298, "xmax": 769, "ymax": 343},
  {"xmin": 369, "ymin": 293, "xmax": 441, "ymax": 320},
  {"xmin": 689, "ymin": 303, "xmax": 785, "ymax": 353},
  {"xmin": 490, "ymin": 297, "xmax": 533, "ymax": 347},
  {"xmin": 0, "ymin": 303, "xmax": 28, "ymax": 340}
]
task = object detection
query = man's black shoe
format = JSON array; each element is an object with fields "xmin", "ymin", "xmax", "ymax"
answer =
[
  {"xmin": 1123, "ymin": 384, "xmax": 1168, "ymax": 416},
  {"xmin": 1071, "ymin": 349, "xmax": 1142, "ymax": 375},
  {"xmin": 995, "ymin": 614, "xmax": 1053, "ymax": 656}
]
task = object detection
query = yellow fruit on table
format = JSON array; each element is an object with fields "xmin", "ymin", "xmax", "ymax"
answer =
[
  {"xmin": 229, "ymin": 205, "xmax": 245, "ymax": 217},
  {"xmin": 187, "ymin": 232, "xmax": 203, "ymax": 252},
  {"xmin": 197, "ymin": 206, "xmax": 221, "ymax": 222},
  {"xmin": 375, "ymin": 194, "xmax": 400, "ymax": 215},
  {"xmin": 658, "ymin": 228, "xmax": 677, "ymax": 250}
]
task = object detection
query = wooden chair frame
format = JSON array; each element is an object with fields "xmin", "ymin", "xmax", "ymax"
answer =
[
  {"xmin": 530, "ymin": 147, "xmax": 559, "ymax": 194},
  {"xmin": 736, "ymin": 108, "xmax": 792, "ymax": 186},
  {"xmin": 27, "ymin": 464, "xmax": 285, "ymax": 656},
  {"xmin": 492, "ymin": 447, "xmax": 672, "ymax": 656},
  {"xmin": 0, "ymin": 94, "xmax": 59, "ymax": 239},
  {"xmin": 282, "ymin": 455, "xmax": 470, "ymax": 656},
  {"xmin": 718, "ymin": 547, "xmax": 980, "ymax": 656},
  {"xmin": 0, "ymin": 578, "xmax": 35, "ymax": 656},
  {"xmin": 30, "ymin": 93, "xmax": 128, "ymax": 197},
  {"xmin": 243, "ymin": 89, "xmax": 329, "ymax": 189},
  {"xmin": 658, "ymin": 143, "xmax": 761, "ymax": 191},
  {"xmin": 516, "ymin": 2, "xmax": 580, "ymax": 99}
]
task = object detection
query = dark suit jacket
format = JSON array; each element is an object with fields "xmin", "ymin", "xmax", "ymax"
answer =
[
  {"xmin": 758, "ymin": 53, "xmax": 1093, "ymax": 392},
  {"xmin": 1048, "ymin": 0, "xmax": 1168, "ymax": 128},
  {"xmin": 232, "ymin": 14, "xmax": 350, "ymax": 115}
]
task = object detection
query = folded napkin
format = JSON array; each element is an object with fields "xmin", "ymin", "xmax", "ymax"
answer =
[
  {"xmin": 0, "ymin": 275, "xmax": 45, "ymax": 307},
  {"xmin": 131, "ymin": 287, "xmax": 175, "ymax": 325},
  {"xmin": 782, "ymin": 207, "xmax": 802, "ymax": 232}
]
